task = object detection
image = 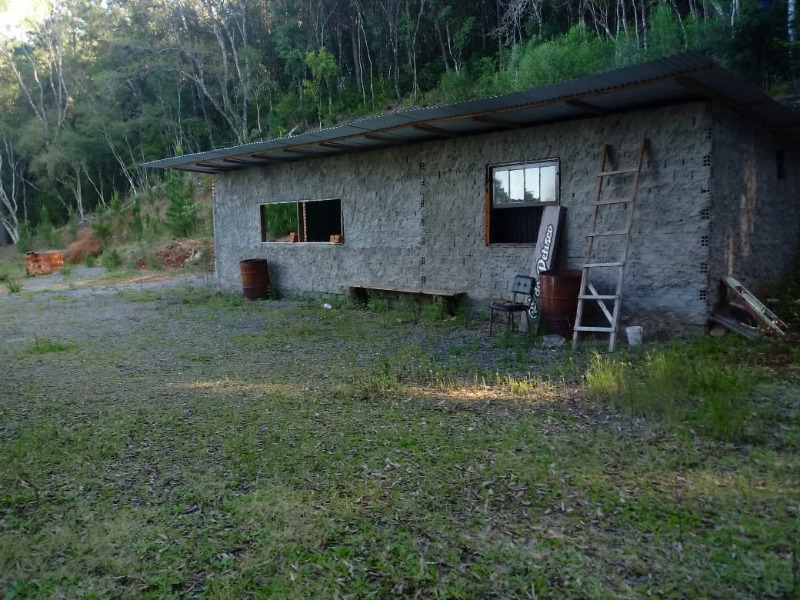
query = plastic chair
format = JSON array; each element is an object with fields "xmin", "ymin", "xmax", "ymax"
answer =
[{"xmin": 489, "ymin": 275, "xmax": 535, "ymax": 335}]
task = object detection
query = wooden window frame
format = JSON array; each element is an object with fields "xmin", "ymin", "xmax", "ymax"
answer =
[{"xmin": 486, "ymin": 159, "xmax": 560, "ymax": 245}]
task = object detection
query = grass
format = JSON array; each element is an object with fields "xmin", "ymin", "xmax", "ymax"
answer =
[
  {"xmin": 0, "ymin": 256, "xmax": 25, "ymax": 293},
  {"xmin": 0, "ymin": 245, "xmax": 27, "ymax": 279},
  {"xmin": 4, "ymin": 278, "xmax": 22, "ymax": 293},
  {"xmin": 0, "ymin": 285, "xmax": 798, "ymax": 598},
  {"xmin": 25, "ymin": 338, "xmax": 76, "ymax": 354},
  {"xmin": 583, "ymin": 337, "xmax": 766, "ymax": 441}
]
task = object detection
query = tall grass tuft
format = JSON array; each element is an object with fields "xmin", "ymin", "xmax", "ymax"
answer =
[
  {"xmin": 584, "ymin": 351, "xmax": 628, "ymax": 402},
  {"xmin": 583, "ymin": 341, "xmax": 758, "ymax": 441},
  {"xmin": 5, "ymin": 279, "xmax": 22, "ymax": 293}
]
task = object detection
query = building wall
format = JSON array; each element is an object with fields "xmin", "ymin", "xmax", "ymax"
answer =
[
  {"xmin": 214, "ymin": 102, "xmax": 713, "ymax": 331},
  {"xmin": 708, "ymin": 102, "xmax": 800, "ymax": 306}
]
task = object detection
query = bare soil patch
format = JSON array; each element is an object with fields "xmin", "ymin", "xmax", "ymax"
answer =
[{"xmin": 154, "ymin": 239, "xmax": 214, "ymax": 269}]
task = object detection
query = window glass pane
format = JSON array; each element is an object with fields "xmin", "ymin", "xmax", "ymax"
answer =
[
  {"xmin": 509, "ymin": 168, "xmax": 525, "ymax": 202},
  {"xmin": 540, "ymin": 165, "xmax": 557, "ymax": 202},
  {"xmin": 493, "ymin": 170, "xmax": 510, "ymax": 205},
  {"xmin": 524, "ymin": 167, "xmax": 539, "ymax": 202}
]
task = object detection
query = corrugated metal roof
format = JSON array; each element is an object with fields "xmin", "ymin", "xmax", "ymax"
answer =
[{"xmin": 143, "ymin": 51, "xmax": 799, "ymax": 173}]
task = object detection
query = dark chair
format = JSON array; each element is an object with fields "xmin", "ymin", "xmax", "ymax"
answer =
[{"xmin": 489, "ymin": 275, "xmax": 535, "ymax": 335}]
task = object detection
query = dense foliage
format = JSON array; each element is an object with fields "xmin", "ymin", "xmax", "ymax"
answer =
[{"xmin": 0, "ymin": 0, "xmax": 797, "ymax": 242}]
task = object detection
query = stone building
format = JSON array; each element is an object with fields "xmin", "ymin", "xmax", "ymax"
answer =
[{"xmin": 145, "ymin": 52, "xmax": 800, "ymax": 333}]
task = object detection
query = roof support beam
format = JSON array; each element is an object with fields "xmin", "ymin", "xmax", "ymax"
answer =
[
  {"xmin": 364, "ymin": 133, "xmax": 409, "ymax": 145},
  {"xmin": 198, "ymin": 163, "xmax": 238, "ymax": 171},
  {"xmin": 471, "ymin": 115, "xmax": 518, "ymax": 129},
  {"xmin": 282, "ymin": 147, "xmax": 322, "ymax": 156},
  {"xmin": 243, "ymin": 153, "xmax": 289, "ymax": 163},
  {"xmin": 174, "ymin": 166, "xmax": 225, "ymax": 174},
  {"xmin": 565, "ymin": 99, "xmax": 608, "ymax": 115},
  {"xmin": 412, "ymin": 123, "xmax": 458, "ymax": 138},
  {"xmin": 320, "ymin": 141, "xmax": 350, "ymax": 150},
  {"xmin": 222, "ymin": 158, "xmax": 262, "ymax": 165}
]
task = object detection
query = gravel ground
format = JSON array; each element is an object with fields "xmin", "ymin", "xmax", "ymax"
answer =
[{"xmin": 0, "ymin": 276, "xmax": 574, "ymax": 401}]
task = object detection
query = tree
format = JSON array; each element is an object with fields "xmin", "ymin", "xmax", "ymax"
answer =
[
  {"xmin": 0, "ymin": 132, "xmax": 23, "ymax": 242},
  {"xmin": 304, "ymin": 46, "xmax": 338, "ymax": 126}
]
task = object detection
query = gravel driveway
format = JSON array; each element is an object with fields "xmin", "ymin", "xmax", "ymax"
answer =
[{"xmin": 0, "ymin": 275, "xmax": 573, "ymax": 402}]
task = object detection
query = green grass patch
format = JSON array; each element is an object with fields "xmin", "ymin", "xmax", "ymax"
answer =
[
  {"xmin": 0, "ymin": 288, "xmax": 798, "ymax": 599},
  {"xmin": 584, "ymin": 338, "xmax": 764, "ymax": 441},
  {"xmin": 25, "ymin": 338, "xmax": 76, "ymax": 355}
]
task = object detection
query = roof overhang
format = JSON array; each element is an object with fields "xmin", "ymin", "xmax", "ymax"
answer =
[{"xmin": 143, "ymin": 52, "xmax": 800, "ymax": 174}]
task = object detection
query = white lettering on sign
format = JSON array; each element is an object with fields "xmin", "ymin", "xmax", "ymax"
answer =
[{"xmin": 533, "ymin": 223, "xmax": 554, "ymax": 298}]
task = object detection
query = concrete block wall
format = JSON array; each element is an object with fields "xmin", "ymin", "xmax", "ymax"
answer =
[
  {"xmin": 708, "ymin": 102, "xmax": 800, "ymax": 305},
  {"xmin": 214, "ymin": 102, "xmax": 713, "ymax": 330}
]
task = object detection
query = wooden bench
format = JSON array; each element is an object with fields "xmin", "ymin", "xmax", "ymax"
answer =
[{"xmin": 346, "ymin": 284, "xmax": 466, "ymax": 313}]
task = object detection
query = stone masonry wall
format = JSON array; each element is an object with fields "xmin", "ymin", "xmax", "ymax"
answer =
[
  {"xmin": 708, "ymin": 102, "xmax": 800, "ymax": 307},
  {"xmin": 214, "ymin": 102, "xmax": 713, "ymax": 331}
]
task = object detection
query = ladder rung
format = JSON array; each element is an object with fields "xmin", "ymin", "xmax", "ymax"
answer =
[
  {"xmin": 574, "ymin": 326, "xmax": 616, "ymax": 333},
  {"xmin": 598, "ymin": 168, "xmax": 639, "ymax": 177},
  {"xmin": 579, "ymin": 294, "xmax": 619, "ymax": 300},
  {"xmin": 593, "ymin": 197, "xmax": 634, "ymax": 206},
  {"xmin": 582, "ymin": 262, "xmax": 624, "ymax": 268},
  {"xmin": 587, "ymin": 230, "xmax": 629, "ymax": 237}
]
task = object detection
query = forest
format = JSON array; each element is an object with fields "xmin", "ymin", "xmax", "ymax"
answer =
[{"xmin": 0, "ymin": 0, "xmax": 797, "ymax": 244}]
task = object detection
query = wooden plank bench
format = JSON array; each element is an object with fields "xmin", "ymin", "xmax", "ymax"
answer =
[{"xmin": 346, "ymin": 284, "xmax": 466, "ymax": 313}]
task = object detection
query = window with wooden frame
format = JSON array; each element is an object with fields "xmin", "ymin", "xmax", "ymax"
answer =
[
  {"xmin": 486, "ymin": 159, "xmax": 559, "ymax": 244},
  {"xmin": 260, "ymin": 199, "xmax": 343, "ymax": 243}
]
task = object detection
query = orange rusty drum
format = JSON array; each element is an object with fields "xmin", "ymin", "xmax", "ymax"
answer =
[
  {"xmin": 240, "ymin": 258, "xmax": 270, "ymax": 300},
  {"xmin": 539, "ymin": 269, "xmax": 583, "ymax": 335},
  {"xmin": 25, "ymin": 251, "xmax": 65, "ymax": 276}
]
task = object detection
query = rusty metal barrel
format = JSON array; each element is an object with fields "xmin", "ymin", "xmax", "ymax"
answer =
[
  {"xmin": 240, "ymin": 258, "xmax": 270, "ymax": 300},
  {"xmin": 539, "ymin": 269, "xmax": 582, "ymax": 335}
]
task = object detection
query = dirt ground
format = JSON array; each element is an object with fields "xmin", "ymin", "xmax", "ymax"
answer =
[{"xmin": 0, "ymin": 268, "xmax": 210, "ymax": 296}]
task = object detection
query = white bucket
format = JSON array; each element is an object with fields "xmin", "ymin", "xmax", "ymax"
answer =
[{"xmin": 626, "ymin": 326, "xmax": 643, "ymax": 346}]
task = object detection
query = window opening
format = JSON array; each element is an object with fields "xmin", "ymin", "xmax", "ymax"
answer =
[
  {"xmin": 487, "ymin": 159, "xmax": 559, "ymax": 244},
  {"xmin": 260, "ymin": 198, "xmax": 342, "ymax": 243}
]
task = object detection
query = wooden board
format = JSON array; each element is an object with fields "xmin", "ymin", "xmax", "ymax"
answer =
[{"xmin": 348, "ymin": 285, "xmax": 464, "ymax": 298}]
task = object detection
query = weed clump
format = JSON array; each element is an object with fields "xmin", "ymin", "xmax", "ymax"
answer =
[
  {"xmin": 5, "ymin": 279, "xmax": 22, "ymax": 293},
  {"xmin": 583, "ymin": 340, "xmax": 758, "ymax": 441},
  {"xmin": 26, "ymin": 338, "xmax": 75, "ymax": 354},
  {"xmin": 101, "ymin": 248, "xmax": 123, "ymax": 270}
]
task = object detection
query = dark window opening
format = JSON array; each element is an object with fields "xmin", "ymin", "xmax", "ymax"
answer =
[
  {"xmin": 260, "ymin": 199, "xmax": 343, "ymax": 243},
  {"xmin": 487, "ymin": 159, "xmax": 559, "ymax": 244},
  {"xmin": 777, "ymin": 149, "xmax": 785, "ymax": 180}
]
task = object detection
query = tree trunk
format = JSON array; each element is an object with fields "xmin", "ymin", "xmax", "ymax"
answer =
[
  {"xmin": 350, "ymin": 7, "xmax": 366, "ymax": 104},
  {"xmin": 435, "ymin": 18, "xmax": 451, "ymax": 71}
]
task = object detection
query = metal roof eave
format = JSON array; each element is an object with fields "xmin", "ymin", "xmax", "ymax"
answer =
[{"xmin": 142, "ymin": 52, "xmax": 798, "ymax": 174}]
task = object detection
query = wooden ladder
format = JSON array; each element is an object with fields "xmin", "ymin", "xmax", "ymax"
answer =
[{"xmin": 572, "ymin": 139, "xmax": 647, "ymax": 351}]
